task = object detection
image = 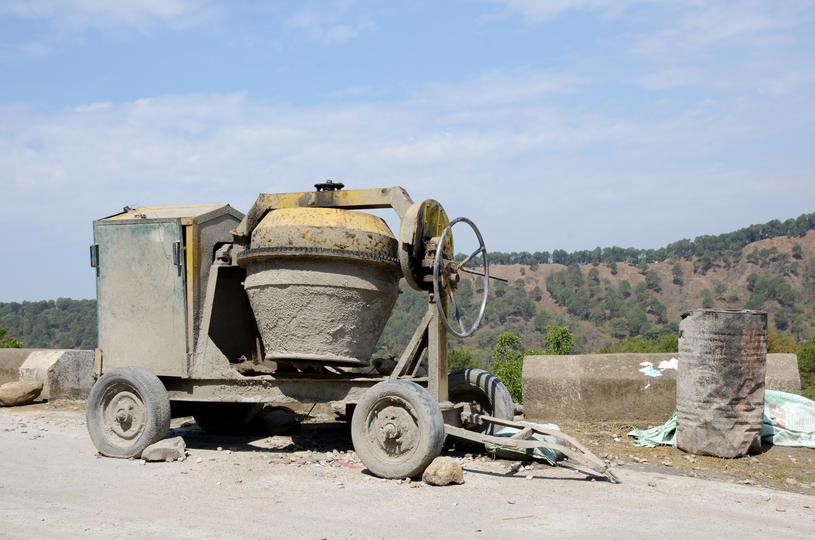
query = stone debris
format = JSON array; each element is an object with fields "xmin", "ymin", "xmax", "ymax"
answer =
[
  {"xmin": 0, "ymin": 380, "xmax": 43, "ymax": 407},
  {"xmin": 422, "ymin": 457, "xmax": 465, "ymax": 486},
  {"xmin": 141, "ymin": 436, "xmax": 186, "ymax": 462}
]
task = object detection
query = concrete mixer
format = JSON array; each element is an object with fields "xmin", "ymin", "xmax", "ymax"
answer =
[{"xmin": 86, "ymin": 183, "xmax": 616, "ymax": 481}]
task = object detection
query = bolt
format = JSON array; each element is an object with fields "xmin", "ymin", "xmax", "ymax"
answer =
[{"xmin": 382, "ymin": 423, "xmax": 398, "ymax": 439}]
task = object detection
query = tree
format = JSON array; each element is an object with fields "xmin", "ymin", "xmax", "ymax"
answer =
[
  {"xmin": 713, "ymin": 281, "xmax": 727, "ymax": 299},
  {"xmin": 671, "ymin": 263, "xmax": 684, "ymax": 286},
  {"xmin": 767, "ymin": 330, "xmax": 798, "ymax": 353},
  {"xmin": 492, "ymin": 333, "xmax": 524, "ymax": 403},
  {"xmin": 645, "ymin": 270, "xmax": 661, "ymax": 292},
  {"xmin": 701, "ymin": 289, "xmax": 714, "ymax": 309},
  {"xmin": 533, "ymin": 309, "xmax": 550, "ymax": 333},
  {"xmin": 609, "ymin": 261, "xmax": 618, "ymax": 275},
  {"xmin": 0, "ymin": 325, "xmax": 22, "ymax": 348},
  {"xmin": 774, "ymin": 310, "xmax": 789, "ymax": 331},
  {"xmin": 599, "ymin": 333, "xmax": 678, "ymax": 353},
  {"xmin": 542, "ymin": 325, "xmax": 575, "ymax": 355},
  {"xmin": 587, "ymin": 267, "xmax": 600, "ymax": 287},
  {"xmin": 619, "ymin": 280, "xmax": 631, "ymax": 298},
  {"xmin": 792, "ymin": 244, "xmax": 803, "ymax": 260}
]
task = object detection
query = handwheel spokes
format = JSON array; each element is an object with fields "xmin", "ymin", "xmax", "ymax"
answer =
[
  {"xmin": 456, "ymin": 246, "xmax": 483, "ymax": 271},
  {"xmin": 433, "ymin": 217, "xmax": 490, "ymax": 338},
  {"xmin": 448, "ymin": 290, "xmax": 466, "ymax": 334},
  {"xmin": 458, "ymin": 266, "xmax": 508, "ymax": 283}
]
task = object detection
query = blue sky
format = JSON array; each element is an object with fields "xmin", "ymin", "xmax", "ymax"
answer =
[{"xmin": 1, "ymin": 0, "xmax": 814, "ymax": 301}]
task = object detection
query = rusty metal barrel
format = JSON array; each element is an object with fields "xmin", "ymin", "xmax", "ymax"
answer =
[
  {"xmin": 676, "ymin": 309, "xmax": 767, "ymax": 457},
  {"xmin": 237, "ymin": 207, "xmax": 400, "ymax": 367}
]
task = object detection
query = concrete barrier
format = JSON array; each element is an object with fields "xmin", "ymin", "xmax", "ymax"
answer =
[
  {"xmin": 0, "ymin": 349, "xmax": 42, "ymax": 385},
  {"xmin": 0, "ymin": 349, "xmax": 94, "ymax": 400},
  {"xmin": 523, "ymin": 353, "xmax": 801, "ymax": 424}
]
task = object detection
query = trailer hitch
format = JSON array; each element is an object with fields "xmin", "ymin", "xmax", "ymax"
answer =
[{"xmin": 446, "ymin": 411, "xmax": 620, "ymax": 484}]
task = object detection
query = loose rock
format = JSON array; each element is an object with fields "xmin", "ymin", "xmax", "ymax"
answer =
[
  {"xmin": 141, "ymin": 437, "xmax": 186, "ymax": 462},
  {"xmin": 422, "ymin": 457, "xmax": 465, "ymax": 486},
  {"xmin": 0, "ymin": 380, "xmax": 43, "ymax": 407}
]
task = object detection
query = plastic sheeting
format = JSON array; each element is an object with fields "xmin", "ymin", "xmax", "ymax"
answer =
[
  {"xmin": 485, "ymin": 423, "xmax": 564, "ymax": 465},
  {"xmin": 628, "ymin": 390, "xmax": 815, "ymax": 449}
]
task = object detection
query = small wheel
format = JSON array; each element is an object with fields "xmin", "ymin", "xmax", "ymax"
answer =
[
  {"xmin": 449, "ymin": 368, "xmax": 514, "ymax": 436},
  {"xmin": 86, "ymin": 367, "xmax": 171, "ymax": 458},
  {"xmin": 351, "ymin": 380, "xmax": 445, "ymax": 479},
  {"xmin": 193, "ymin": 402, "xmax": 264, "ymax": 434}
]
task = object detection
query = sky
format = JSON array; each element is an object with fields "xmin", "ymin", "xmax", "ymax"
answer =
[{"xmin": 1, "ymin": 0, "xmax": 814, "ymax": 301}]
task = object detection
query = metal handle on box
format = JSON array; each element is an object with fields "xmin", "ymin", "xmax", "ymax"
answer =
[{"xmin": 172, "ymin": 241, "xmax": 182, "ymax": 267}]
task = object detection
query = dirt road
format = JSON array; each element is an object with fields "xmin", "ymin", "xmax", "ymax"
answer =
[{"xmin": 1, "ymin": 404, "xmax": 813, "ymax": 539}]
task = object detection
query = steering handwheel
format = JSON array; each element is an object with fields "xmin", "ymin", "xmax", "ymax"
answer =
[{"xmin": 432, "ymin": 217, "xmax": 490, "ymax": 338}]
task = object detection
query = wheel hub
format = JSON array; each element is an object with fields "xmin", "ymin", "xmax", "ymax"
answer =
[
  {"xmin": 370, "ymin": 404, "xmax": 419, "ymax": 458},
  {"xmin": 104, "ymin": 390, "xmax": 146, "ymax": 441}
]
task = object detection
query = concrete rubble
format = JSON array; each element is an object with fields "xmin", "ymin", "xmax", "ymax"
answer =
[
  {"xmin": 141, "ymin": 437, "xmax": 187, "ymax": 462},
  {"xmin": 422, "ymin": 457, "xmax": 464, "ymax": 486},
  {"xmin": 0, "ymin": 380, "xmax": 43, "ymax": 407}
]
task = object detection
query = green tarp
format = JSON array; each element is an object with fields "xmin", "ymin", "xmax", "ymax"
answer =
[{"xmin": 628, "ymin": 390, "xmax": 815, "ymax": 449}]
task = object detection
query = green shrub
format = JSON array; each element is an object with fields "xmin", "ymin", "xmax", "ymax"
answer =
[
  {"xmin": 448, "ymin": 348, "xmax": 476, "ymax": 371},
  {"xmin": 0, "ymin": 326, "xmax": 22, "ymax": 348},
  {"xmin": 798, "ymin": 340, "xmax": 815, "ymax": 399},
  {"xmin": 492, "ymin": 332, "xmax": 524, "ymax": 403}
]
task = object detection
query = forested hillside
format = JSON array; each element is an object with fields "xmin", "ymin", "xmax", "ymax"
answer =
[{"xmin": 0, "ymin": 299, "xmax": 96, "ymax": 349}]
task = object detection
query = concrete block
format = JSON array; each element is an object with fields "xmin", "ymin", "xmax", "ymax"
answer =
[
  {"xmin": 764, "ymin": 353, "xmax": 801, "ymax": 394},
  {"xmin": 19, "ymin": 350, "xmax": 94, "ymax": 400},
  {"xmin": 0, "ymin": 349, "xmax": 38, "ymax": 385},
  {"xmin": 522, "ymin": 353, "xmax": 801, "ymax": 424}
]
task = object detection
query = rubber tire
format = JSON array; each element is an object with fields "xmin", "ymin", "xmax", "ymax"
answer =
[
  {"xmin": 351, "ymin": 380, "xmax": 445, "ymax": 479},
  {"xmin": 86, "ymin": 367, "xmax": 171, "ymax": 458},
  {"xmin": 448, "ymin": 368, "xmax": 514, "ymax": 435},
  {"xmin": 193, "ymin": 403, "xmax": 264, "ymax": 435}
]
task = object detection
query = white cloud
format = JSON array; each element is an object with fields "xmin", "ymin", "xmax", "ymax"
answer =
[
  {"xmin": 2, "ymin": 68, "xmax": 810, "ymax": 232},
  {"xmin": 630, "ymin": 1, "xmax": 810, "ymax": 56},
  {"xmin": 489, "ymin": 0, "xmax": 633, "ymax": 23},
  {"xmin": 0, "ymin": 0, "xmax": 215, "ymax": 31},
  {"xmin": 287, "ymin": 2, "xmax": 374, "ymax": 46},
  {"xmin": 419, "ymin": 69, "xmax": 585, "ymax": 108},
  {"xmin": 639, "ymin": 67, "xmax": 701, "ymax": 90}
]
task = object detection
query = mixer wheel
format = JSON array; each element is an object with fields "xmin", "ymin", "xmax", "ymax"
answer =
[
  {"xmin": 448, "ymin": 368, "xmax": 514, "ymax": 436},
  {"xmin": 86, "ymin": 367, "xmax": 171, "ymax": 458},
  {"xmin": 351, "ymin": 380, "xmax": 444, "ymax": 479}
]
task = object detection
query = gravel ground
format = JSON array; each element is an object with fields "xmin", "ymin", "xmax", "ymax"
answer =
[{"xmin": 1, "ymin": 402, "xmax": 814, "ymax": 539}]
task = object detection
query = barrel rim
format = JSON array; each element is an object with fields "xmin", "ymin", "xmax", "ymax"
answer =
[{"xmin": 237, "ymin": 246, "xmax": 400, "ymax": 268}]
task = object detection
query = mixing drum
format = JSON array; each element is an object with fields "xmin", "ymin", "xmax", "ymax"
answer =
[{"xmin": 238, "ymin": 207, "xmax": 400, "ymax": 367}]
